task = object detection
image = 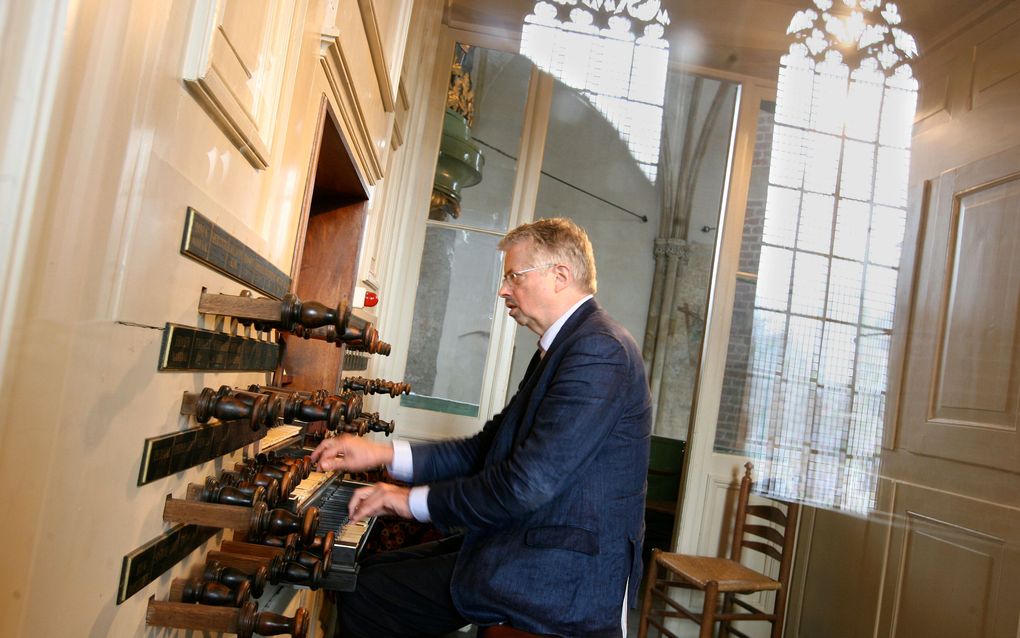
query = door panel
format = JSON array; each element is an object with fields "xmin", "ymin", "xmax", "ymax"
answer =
[
  {"xmin": 933, "ymin": 175, "xmax": 1020, "ymax": 424},
  {"xmin": 880, "ymin": 483, "xmax": 1020, "ymax": 638},
  {"xmin": 900, "ymin": 146, "xmax": 1020, "ymax": 472}
]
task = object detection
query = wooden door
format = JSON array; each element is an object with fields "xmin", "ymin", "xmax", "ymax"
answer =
[
  {"xmin": 899, "ymin": 150, "xmax": 1020, "ymax": 470},
  {"xmin": 282, "ymin": 101, "xmax": 369, "ymax": 394},
  {"xmin": 877, "ymin": 7, "xmax": 1020, "ymax": 635},
  {"xmin": 879, "ymin": 143, "xmax": 1020, "ymax": 638}
]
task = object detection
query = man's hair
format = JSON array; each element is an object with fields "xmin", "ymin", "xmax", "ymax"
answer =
[{"xmin": 499, "ymin": 217, "xmax": 597, "ymax": 294}]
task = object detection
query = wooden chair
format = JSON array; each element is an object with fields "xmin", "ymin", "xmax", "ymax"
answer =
[{"xmin": 638, "ymin": 463, "xmax": 799, "ymax": 638}]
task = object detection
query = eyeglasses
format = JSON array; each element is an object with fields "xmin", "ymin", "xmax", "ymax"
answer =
[{"xmin": 501, "ymin": 263, "xmax": 554, "ymax": 287}]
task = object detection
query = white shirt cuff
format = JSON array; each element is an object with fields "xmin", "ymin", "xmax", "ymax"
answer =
[
  {"xmin": 387, "ymin": 438, "xmax": 414, "ymax": 481},
  {"xmin": 408, "ymin": 486, "xmax": 431, "ymax": 522},
  {"xmin": 387, "ymin": 440, "xmax": 430, "ymax": 522}
]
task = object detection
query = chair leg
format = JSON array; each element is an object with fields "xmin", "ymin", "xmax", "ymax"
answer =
[
  {"xmin": 770, "ymin": 613, "xmax": 782, "ymax": 638},
  {"xmin": 699, "ymin": 582, "xmax": 719, "ymax": 638},
  {"xmin": 637, "ymin": 549, "xmax": 660, "ymax": 638},
  {"xmin": 718, "ymin": 592, "xmax": 734, "ymax": 637},
  {"xmin": 770, "ymin": 587, "xmax": 788, "ymax": 638}
]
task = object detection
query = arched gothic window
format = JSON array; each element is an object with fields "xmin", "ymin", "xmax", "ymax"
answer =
[
  {"xmin": 738, "ymin": 0, "xmax": 918, "ymax": 512},
  {"xmin": 521, "ymin": 0, "xmax": 671, "ymax": 181}
]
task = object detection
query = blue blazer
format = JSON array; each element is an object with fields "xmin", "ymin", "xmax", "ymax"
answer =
[{"xmin": 410, "ymin": 299, "xmax": 652, "ymax": 637}]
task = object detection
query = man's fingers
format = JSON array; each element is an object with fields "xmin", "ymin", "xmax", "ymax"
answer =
[
  {"xmin": 346, "ymin": 484, "xmax": 409, "ymax": 522},
  {"xmin": 312, "ymin": 438, "xmax": 349, "ymax": 470},
  {"xmin": 352, "ymin": 488, "xmax": 385, "ymax": 522},
  {"xmin": 349, "ymin": 485, "xmax": 389, "ymax": 522},
  {"xmin": 309, "ymin": 438, "xmax": 337, "ymax": 463},
  {"xmin": 348, "ymin": 485, "xmax": 372, "ymax": 519}
]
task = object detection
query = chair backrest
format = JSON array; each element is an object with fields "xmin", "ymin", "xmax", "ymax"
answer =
[{"xmin": 729, "ymin": 463, "xmax": 800, "ymax": 583}]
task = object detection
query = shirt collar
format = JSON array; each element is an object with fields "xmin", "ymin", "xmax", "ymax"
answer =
[{"xmin": 539, "ymin": 294, "xmax": 593, "ymax": 353}]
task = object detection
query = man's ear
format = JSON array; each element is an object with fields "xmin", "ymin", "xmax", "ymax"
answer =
[{"xmin": 552, "ymin": 263, "xmax": 572, "ymax": 292}]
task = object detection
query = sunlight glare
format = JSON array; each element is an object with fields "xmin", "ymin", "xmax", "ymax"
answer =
[
  {"xmin": 746, "ymin": 0, "xmax": 918, "ymax": 513},
  {"xmin": 520, "ymin": 0, "xmax": 670, "ymax": 182}
]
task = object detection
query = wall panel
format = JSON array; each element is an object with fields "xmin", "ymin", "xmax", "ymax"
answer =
[{"xmin": 879, "ymin": 484, "xmax": 1020, "ymax": 638}]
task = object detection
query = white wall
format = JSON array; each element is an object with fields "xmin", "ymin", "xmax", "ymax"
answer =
[{"xmin": 0, "ymin": 0, "xmax": 437, "ymax": 635}]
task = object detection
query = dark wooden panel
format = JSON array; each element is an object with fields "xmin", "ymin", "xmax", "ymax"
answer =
[
  {"xmin": 137, "ymin": 419, "xmax": 266, "ymax": 485},
  {"xmin": 180, "ymin": 207, "xmax": 291, "ymax": 299},
  {"xmin": 282, "ymin": 201, "xmax": 367, "ymax": 393},
  {"xmin": 117, "ymin": 524, "xmax": 218, "ymax": 604},
  {"xmin": 159, "ymin": 323, "xmax": 280, "ymax": 372}
]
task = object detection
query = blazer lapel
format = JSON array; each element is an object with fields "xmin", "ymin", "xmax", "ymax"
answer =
[
  {"xmin": 518, "ymin": 348, "xmax": 543, "ymax": 390},
  {"xmin": 489, "ymin": 299, "xmax": 602, "ymax": 463}
]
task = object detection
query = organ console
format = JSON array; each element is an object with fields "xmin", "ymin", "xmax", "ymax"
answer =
[
  {"xmin": 146, "ymin": 598, "xmax": 308, "ymax": 638},
  {"xmin": 123, "ymin": 276, "xmax": 412, "ymax": 634},
  {"xmin": 297, "ymin": 476, "xmax": 375, "ymax": 591}
]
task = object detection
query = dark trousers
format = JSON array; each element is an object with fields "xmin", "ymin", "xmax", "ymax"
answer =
[{"xmin": 338, "ymin": 535, "xmax": 468, "ymax": 638}]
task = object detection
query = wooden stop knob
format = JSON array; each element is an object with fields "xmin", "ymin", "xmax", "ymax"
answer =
[{"xmin": 204, "ymin": 560, "xmax": 268, "ymax": 598}]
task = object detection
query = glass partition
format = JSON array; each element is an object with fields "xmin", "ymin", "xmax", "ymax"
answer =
[{"xmin": 402, "ymin": 43, "xmax": 533, "ymax": 416}]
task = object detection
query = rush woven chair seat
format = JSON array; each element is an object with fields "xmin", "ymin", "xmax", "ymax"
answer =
[{"xmin": 638, "ymin": 463, "xmax": 799, "ymax": 638}]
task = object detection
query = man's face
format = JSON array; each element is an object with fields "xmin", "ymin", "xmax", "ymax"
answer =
[{"xmin": 498, "ymin": 240, "xmax": 555, "ymax": 335}]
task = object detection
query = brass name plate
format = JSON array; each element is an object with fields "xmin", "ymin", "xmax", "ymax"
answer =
[
  {"xmin": 181, "ymin": 207, "xmax": 290, "ymax": 299},
  {"xmin": 138, "ymin": 418, "xmax": 265, "ymax": 486},
  {"xmin": 159, "ymin": 323, "xmax": 280, "ymax": 372},
  {"xmin": 117, "ymin": 523, "xmax": 218, "ymax": 604}
]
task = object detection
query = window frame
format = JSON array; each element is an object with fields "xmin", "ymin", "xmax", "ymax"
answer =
[{"xmin": 386, "ymin": 27, "xmax": 553, "ymax": 440}]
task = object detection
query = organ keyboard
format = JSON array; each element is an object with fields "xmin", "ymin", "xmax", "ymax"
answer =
[
  {"xmin": 260, "ymin": 424, "xmax": 304, "ymax": 451},
  {"xmin": 289, "ymin": 466, "xmax": 375, "ymax": 591}
]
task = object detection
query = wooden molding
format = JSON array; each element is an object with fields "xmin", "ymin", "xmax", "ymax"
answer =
[
  {"xmin": 182, "ymin": 0, "xmax": 298, "ymax": 170},
  {"xmin": 357, "ymin": 0, "xmax": 396, "ymax": 112},
  {"xmin": 319, "ymin": 30, "xmax": 384, "ymax": 185}
]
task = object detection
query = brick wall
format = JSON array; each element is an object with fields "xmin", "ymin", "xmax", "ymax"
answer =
[{"xmin": 714, "ymin": 102, "xmax": 775, "ymax": 453}]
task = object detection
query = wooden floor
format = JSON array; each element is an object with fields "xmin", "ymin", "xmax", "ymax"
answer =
[{"xmin": 443, "ymin": 604, "xmax": 643, "ymax": 637}]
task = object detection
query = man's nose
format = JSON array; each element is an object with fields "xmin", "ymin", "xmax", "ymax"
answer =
[{"xmin": 498, "ymin": 281, "xmax": 511, "ymax": 297}]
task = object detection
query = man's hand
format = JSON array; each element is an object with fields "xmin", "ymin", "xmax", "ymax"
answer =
[
  {"xmin": 309, "ymin": 434, "xmax": 394, "ymax": 472},
  {"xmin": 347, "ymin": 482, "xmax": 412, "ymax": 522}
]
